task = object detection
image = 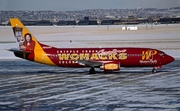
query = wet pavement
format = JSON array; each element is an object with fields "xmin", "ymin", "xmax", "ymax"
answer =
[{"xmin": 0, "ymin": 59, "xmax": 180, "ymax": 111}]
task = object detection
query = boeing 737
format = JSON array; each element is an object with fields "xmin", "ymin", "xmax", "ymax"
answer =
[{"xmin": 8, "ymin": 18, "xmax": 174, "ymax": 74}]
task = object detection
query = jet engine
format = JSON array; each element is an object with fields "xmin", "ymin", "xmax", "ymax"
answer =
[{"xmin": 100, "ymin": 62, "xmax": 120, "ymax": 71}]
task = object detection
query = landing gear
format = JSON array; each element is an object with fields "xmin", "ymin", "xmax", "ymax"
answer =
[
  {"xmin": 89, "ymin": 67, "xmax": 96, "ymax": 74},
  {"xmin": 152, "ymin": 66, "xmax": 162, "ymax": 73},
  {"xmin": 152, "ymin": 68, "xmax": 157, "ymax": 73}
]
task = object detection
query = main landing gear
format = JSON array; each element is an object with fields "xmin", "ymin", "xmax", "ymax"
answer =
[{"xmin": 89, "ymin": 67, "xmax": 96, "ymax": 74}]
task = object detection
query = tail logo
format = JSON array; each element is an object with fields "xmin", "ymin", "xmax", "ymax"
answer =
[{"xmin": 13, "ymin": 26, "xmax": 35, "ymax": 51}]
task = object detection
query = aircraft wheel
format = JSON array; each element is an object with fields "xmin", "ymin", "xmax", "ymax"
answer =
[
  {"xmin": 152, "ymin": 69, "xmax": 157, "ymax": 73},
  {"xmin": 89, "ymin": 67, "xmax": 95, "ymax": 74}
]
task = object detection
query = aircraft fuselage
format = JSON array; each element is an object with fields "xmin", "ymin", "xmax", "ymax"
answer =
[
  {"xmin": 10, "ymin": 18, "xmax": 174, "ymax": 73},
  {"xmin": 16, "ymin": 45, "xmax": 174, "ymax": 69}
]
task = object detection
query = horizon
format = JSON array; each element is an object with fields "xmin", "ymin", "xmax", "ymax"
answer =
[{"xmin": 0, "ymin": 7, "xmax": 179, "ymax": 12}]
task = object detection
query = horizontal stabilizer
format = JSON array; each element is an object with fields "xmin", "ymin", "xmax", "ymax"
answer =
[{"xmin": 6, "ymin": 48, "xmax": 31, "ymax": 54}]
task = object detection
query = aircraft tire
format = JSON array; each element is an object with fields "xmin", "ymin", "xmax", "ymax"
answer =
[
  {"xmin": 89, "ymin": 67, "xmax": 95, "ymax": 74},
  {"xmin": 152, "ymin": 69, "xmax": 157, "ymax": 73}
]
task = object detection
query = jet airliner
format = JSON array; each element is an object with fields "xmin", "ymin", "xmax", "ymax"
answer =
[{"xmin": 8, "ymin": 18, "xmax": 174, "ymax": 74}]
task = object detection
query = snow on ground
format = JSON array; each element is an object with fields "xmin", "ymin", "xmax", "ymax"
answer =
[{"xmin": 0, "ymin": 24, "xmax": 180, "ymax": 111}]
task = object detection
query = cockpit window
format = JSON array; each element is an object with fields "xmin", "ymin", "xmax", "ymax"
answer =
[{"xmin": 159, "ymin": 52, "xmax": 165, "ymax": 56}]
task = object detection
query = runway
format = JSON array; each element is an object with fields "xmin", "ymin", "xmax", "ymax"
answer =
[
  {"xmin": 0, "ymin": 24, "xmax": 180, "ymax": 110},
  {"xmin": 0, "ymin": 59, "xmax": 180, "ymax": 111}
]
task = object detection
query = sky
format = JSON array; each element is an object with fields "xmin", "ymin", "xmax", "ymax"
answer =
[{"xmin": 0, "ymin": 0, "xmax": 180, "ymax": 11}]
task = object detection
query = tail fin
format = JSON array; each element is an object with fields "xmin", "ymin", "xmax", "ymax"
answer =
[
  {"xmin": 10, "ymin": 18, "xmax": 39, "ymax": 51},
  {"xmin": 9, "ymin": 18, "xmax": 56, "ymax": 66}
]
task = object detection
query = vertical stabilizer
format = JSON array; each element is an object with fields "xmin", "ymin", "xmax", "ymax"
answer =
[
  {"xmin": 10, "ymin": 18, "xmax": 56, "ymax": 66},
  {"xmin": 10, "ymin": 18, "xmax": 39, "ymax": 51}
]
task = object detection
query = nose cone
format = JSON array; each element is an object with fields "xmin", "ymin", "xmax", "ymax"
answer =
[{"xmin": 166, "ymin": 55, "xmax": 174, "ymax": 64}]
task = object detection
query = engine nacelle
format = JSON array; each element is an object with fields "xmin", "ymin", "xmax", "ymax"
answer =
[{"xmin": 100, "ymin": 62, "xmax": 120, "ymax": 71}]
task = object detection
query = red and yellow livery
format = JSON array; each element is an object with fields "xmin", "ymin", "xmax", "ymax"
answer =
[{"xmin": 8, "ymin": 18, "xmax": 174, "ymax": 73}]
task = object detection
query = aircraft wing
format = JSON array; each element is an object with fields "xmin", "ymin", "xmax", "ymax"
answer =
[
  {"xmin": 77, "ymin": 60, "xmax": 103, "ymax": 67},
  {"xmin": 77, "ymin": 60, "xmax": 115, "ymax": 67}
]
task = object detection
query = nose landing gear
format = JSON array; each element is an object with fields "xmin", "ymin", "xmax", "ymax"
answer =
[
  {"xmin": 152, "ymin": 68, "xmax": 157, "ymax": 73},
  {"xmin": 152, "ymin": 66, "xmax": 162, "ymax": 73}
]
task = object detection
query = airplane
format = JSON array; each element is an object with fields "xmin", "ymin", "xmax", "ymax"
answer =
[{"xmin": 8, "ymin": 18, "xmax": 174, "ymax": 74}]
